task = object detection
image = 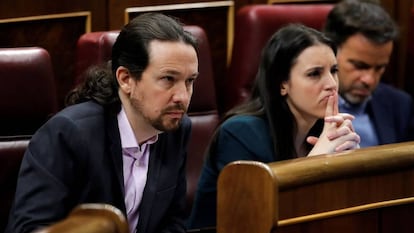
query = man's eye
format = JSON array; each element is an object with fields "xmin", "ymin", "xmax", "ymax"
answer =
[
  {"xmin": 162, "ymin": 76, "xmax": 174, "ymax": 82},
  {"xmin": 353, "ymin": 63, "xmax": 370, "ymax": 70},
  {"xmin": 375, "ymin": 65, "xmax": 387, "ymax": 72},
  {"xmin": 186, "ymin": 78, "xmax": 195, "ymax": 85}
]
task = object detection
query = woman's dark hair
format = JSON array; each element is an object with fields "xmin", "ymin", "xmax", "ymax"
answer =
[
  {"xmin": 65, "ymin": 13, "xmax": 198, "ymax": 106},
  {"xmin": 209, "ymin": 23, "xmax": 336, "ymax": 164}
]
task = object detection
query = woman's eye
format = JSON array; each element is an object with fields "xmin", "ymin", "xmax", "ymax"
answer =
[
  {"xmin": 331, "ymin": 66, "xmax": 339, "ymax": 75},
  {"xmin": 308, "ymin": 70, "xmax": 321, "ymax": 78}
]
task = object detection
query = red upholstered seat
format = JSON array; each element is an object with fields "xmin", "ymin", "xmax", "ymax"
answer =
[
  {"xmin": 181, "ymin": 26, "xmax": 219, "ymax": 217},
  {"xmin": 0, "ymin": 136, "xmax": 30, "ymax": 232},
  {"xmin": 0, "ymin": 47, "xmax": 58, "ymax": 136},
  {"xmin": 75, "ymin": 25, "xmax": 219, "ymax": 216},
  {"xmin": 221, "ymin": 4, "xmax": 334, "ymax": 115},
  {"xmin": 74, "ymin": 31, "xmax": 119, "ymax": 86}
]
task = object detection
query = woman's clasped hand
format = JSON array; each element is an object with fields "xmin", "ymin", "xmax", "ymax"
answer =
[{"xmin": 307, "ymin": 92, "xmax": 360, "ymax": 155}]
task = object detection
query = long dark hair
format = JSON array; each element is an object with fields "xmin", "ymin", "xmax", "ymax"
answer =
[
  {"xmin": 209, "ymin": 24, "xmax": 336, "ymax": 164},
  {"xmin": 65, "ymin": 13, "xmax": 198, "ymax": 107}
]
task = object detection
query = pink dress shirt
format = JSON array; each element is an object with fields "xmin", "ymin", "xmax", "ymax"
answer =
[{"xmin": 118, "ymin": 108, "xmax": 158, "ymax": 233}]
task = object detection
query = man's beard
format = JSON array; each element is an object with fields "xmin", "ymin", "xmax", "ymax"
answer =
[
  {"xmin": 130, "ymin": 96, "xmax": 187, "ymax": 132},
  {"xmin": 341, "ymin": 83, "xmax": 371, "ymax": 105}
]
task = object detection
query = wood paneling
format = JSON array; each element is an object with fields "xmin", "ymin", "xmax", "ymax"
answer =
[
  {"xmin": 0, "ymin": 12, "xmax": 91, "ymax": 108},
  {"xmin": 108, "ymin": 0, "xmax": 214, "ymax": 30},
  {"xmin": 124, "ymin": 1, "xmax": 234, "ymax": 99},
  {"xmin": 381, "ymin": 0, "xmax": 413, "ymax": 95}
]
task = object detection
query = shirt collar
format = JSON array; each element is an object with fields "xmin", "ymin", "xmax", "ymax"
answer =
[
  {"xmin": 117, "ymin": 107, "xmax": 158, "ymax": 150},
  {"xmin": 339, "ymin": 95, "xmax": 371, "ymax": 115}
]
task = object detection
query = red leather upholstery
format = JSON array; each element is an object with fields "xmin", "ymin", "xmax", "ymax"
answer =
[
  {"xmin": 182, "ymin": 26, "xmax": 219, "ymax": 217},
  {"xmin": 75, "ymin": 25, "xmax": 219, "ymax": 216},
  {"xmin": 74, "ymin": 31, "xmax": 119, "ymax": 86},
  {"xmin": 0, "ymin": 137, "xmax": 30, "ymax": 232},
  {"xmin": 222, "ymin": 4, "xmax": 334, "ymax": 115},
  {"xmin": 0, "ymin": 47, "xmax": 58, "ymax": 136}
]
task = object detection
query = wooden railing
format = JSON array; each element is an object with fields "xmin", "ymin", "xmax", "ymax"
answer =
[
  {"xmin": 34, "ymin": 204, "xmax": 129, "ymax": 233},
  {"xmin": 217, "ymin": 141, "xmax": 414, "ymax": 233}
]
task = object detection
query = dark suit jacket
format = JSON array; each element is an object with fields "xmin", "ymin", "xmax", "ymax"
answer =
[
  {"xmin": 6, "ymin": 101, "xmax": 191, "ymax": 233},
  {"xmin": 188, "ymin": 115, "xmax": 275, "ymax": 229},
  {"xmin": 369, "ymin": 83, "xmax": 414, "ymax": 144}
]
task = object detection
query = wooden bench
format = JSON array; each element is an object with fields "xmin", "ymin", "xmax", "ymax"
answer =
[{"xmin": 217, "ymin": 141, "xmax": 414, "ymax": 233}]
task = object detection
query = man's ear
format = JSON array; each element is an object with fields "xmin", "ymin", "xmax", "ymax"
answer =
[{"xmin": 116, "ymin": 66, "xmax": 131, "ymax": 94}]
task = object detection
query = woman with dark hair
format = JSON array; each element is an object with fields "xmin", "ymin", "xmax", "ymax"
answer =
[{"xmin": 188, "ymin": 23, "xmax": 360, "ymax": 229}]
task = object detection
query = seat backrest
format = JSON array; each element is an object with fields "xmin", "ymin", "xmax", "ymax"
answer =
[
  {"xmin": 74, "ymin": 31, "xmax": 119, "ymax": 86},
  {"xmin": 221, "ymin": 4, "xmax": 334, "ymax": 115},
  {"xmin": 33, "ymin": 203, "xmax": 129, "ymax": 233},
  {"xmin": 0, "ymin": 136, "xmax": 30, "ymax": 232},
  {"xmin": 0, "ymin": 47, "xmax": 58, "ymax": 136},
  {"xmin": 75, "ymin": 25, "xmax": 219, "ymax": 216},
  {"xmin": 182, "ymin": 25, "xmax": 219, "ymax": 217}
]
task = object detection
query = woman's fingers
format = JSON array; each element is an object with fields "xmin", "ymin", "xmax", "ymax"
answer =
[
  {"xmin": 312, "ymin": 92, "xmax": 359, "ymax": 155},
  {"xmin": 325, "ymin": 94, "xmax": 335, "ymax": 118},
  {"xmin": 325, "ymin": 113, "xmax": 355, "ymax": 122},
  {"xmin": 332, "ymin": 92, "xmax": 339, "ymax": 116},
  {"xmin": 306, "ymin": 136, "xmax": 318, "ymax": 145},
  {"xmin": 326, "ymin": 119, "xmax": 355, "ymax": 140},
  {"xmin": 335, "ymin": 139, "xmax": 360, "ymax": 152},
  {"xmin": 334, "ymin": 132, "xmax": 361, "ymax": 152}
]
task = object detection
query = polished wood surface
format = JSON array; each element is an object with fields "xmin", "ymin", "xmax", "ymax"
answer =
[
  {"xmin": 269, "ymin": 0, "xmax": 338, "ymax": 3},
  {"xmin": 34, "ymin": 203, "xmax": 129, "ymax": 233},
  {"xmin": 0, "ymin": 12, "xmax": 91, "ymax": 108},
  {"xmin": 123, "ymin": 1, "xmax": 234, "ymax": 99},
  {"xmin": 217, "ymin": 142, "xmax": 414, "ymax": 233}
]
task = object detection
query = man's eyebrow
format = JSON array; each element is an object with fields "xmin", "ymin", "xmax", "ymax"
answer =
[
  {"xmin": 160, "ymin": 70, "xmax": 199, "ymax": 78},
  {"xmin": 162, "ymin": 70, "xmax": 181, "ymax": 75},
  {"xmin": 348, "ymin": 59, "xmax": 371, "ymax": 67},
  {"xmin": 348, "ymin": 59, "xmax": 387, "ymax": 69}
]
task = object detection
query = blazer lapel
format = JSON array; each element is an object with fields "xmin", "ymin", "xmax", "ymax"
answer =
[
  {"xmin": 106, "ymin": 108, "xmax": 127, "ymax": 213},
  {"xmin": 369, "ymin": 93, "xmax": 396, "ymax": 144},
  {"xmin": 136, "ymin": 139, "xmax": 164, "ymax": 233}
]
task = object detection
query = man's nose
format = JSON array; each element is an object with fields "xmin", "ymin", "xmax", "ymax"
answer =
[
  {"xmin": 172, "ymin": 83, "xmax": 191, "ymax": 103},
  {"xmin": 360, "ymin": 69, "xmax": 378, "ymax": 87}
]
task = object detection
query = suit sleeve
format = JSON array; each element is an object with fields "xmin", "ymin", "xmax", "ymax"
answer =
[{"xmin": 6, "ymin": 115, "xmax": 88, "ymax": 233}]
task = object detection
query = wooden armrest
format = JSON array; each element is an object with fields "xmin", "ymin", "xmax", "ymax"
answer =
[{"xmin": 35, "ymin": 203, "xmax": 129, "ymax": 233}]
